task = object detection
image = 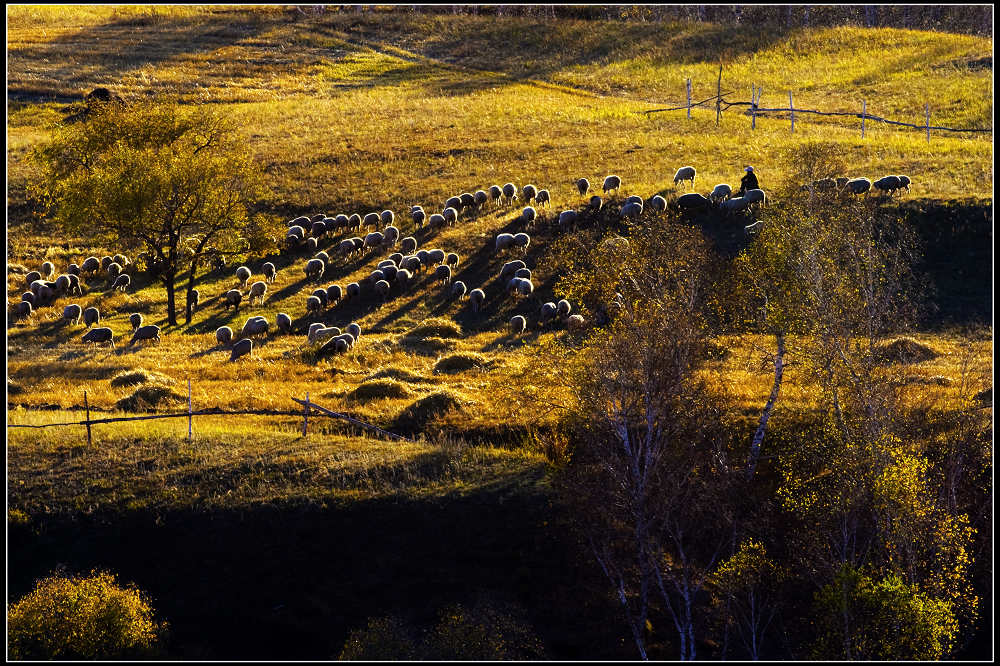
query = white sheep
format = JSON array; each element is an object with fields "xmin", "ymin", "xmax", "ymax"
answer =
[
  {"xmin": 535, "ymin": 189, "xmax": 551, "ymax": 207},
  {"xmin": 400, "ymin": 236, "xmax": 418, "ymax": 254},
  {"xmin": 240, "ymin": 316, "xmax": 269, "ymax": 340},
  {"xmin": 263, "ymin": 262, "xmax": 277, "ymax": 283},
  {"xmin": 673, "ymin": 165, "xmax": 697, "ymax": 189},
  {"xmin": 502, "ymin": 183, "xmax": 518, "ymax": 206},
  {"xmin": 442, "ymin": 207, "xmax": 459, "ymax": 226},
  {"xmin": 620, "ymin": 202, "xmax": 642, "ymax": 220},
  {"xmin": 495, "ymin": 233, "xmax": 516, "ymax": 253},
  {"xmin": 363, "ymin": 212, "xmax": 381, "ymax": 229},
  {"xmin": 512, "ymin": 233, "xmax": 530, "ymax": 255},
  {"xmin": 81, "ymin": 326, "xmax": 114, "ymax": 349},
  {"xmin": 710, "ymin": 184, "xmax": 733, "ymax": 203},
  {"xmin": 346, "ymin": 322, "xmax": 361, "ymax": 340},
  {"xmin": 216, "ymin": 326, "xmax": 233, "ymax": 346},
  {"xmin": 225, "ymin": 289, "xmax": 243, "ymax": 312},
  {"xmin": 469, "ymin": 288, "xmax": 486, "ymax": 312},
  {"xmin": 428, "ymin": 213, "xmax": 446, "ymax": 230},
  {"xmin": 83, "ymin": 306, "xmax": 100, "ymax": 328},
  {"xmin": 460, "ymin": 192, "xmax": 476, "ymax": 209},
  {"xmin": 510, "ymin": 315, "xmax": 527, "ymax": 335},
  {"xmin": 521, "ymin": 206, "xmax": 537, "ymax": 225},
  {"xmin": 129, "ymin": 313, "xmax": 143, "ymax": 330},
  {"xmin": 576, "ymin": 178, "xmax": 590, "ymax": 196},
  {"xmin": 434, "ymin": 264, "xmax": 452, "ymax": 286},
  {"xmin": 649, "ymin": 195, "xmax": 668, "ymax": 212},
  {"xmin": 249, "ymin": 280, "xmax": 268, "ymax": 306},
  {"xmin": 842, "ymin": 177, "xmax": 872, "ymax": 196},
  {"xmin": 539, "ymin": 302, "xmax": 558, "ymax": 326},
  {"xmin": 111, "ymin": 274, "xmax": 130, "ymax": 292},
  {"xmin": 499, "ymin": 260, "xmax": 527, "ymax": 279},
  {"xmin": 326, "ymin": 284, "xmax": 343, "ymax": 306},
  {"xmin": 129, "ymin": 324, "xmax": 161, "ymax": 347},
  {"xmin": 602, "ymin": 175, "xmax": 621, "ymax": 195},
  {"xmin": 346, "ymin": 282, "xmax": 361, "ymax": 299},
  {"xmin": 451, "ymin": 280, "xmax": 467, "ymax": 299},
  {"xmin": 445, "ymin": 195, "xmax": 462, "ymax": 211},
  {"xmin": 678, "ymin": 193, "xmax": 711, "ymax": 211},
  {"xmin": 380, "ymin": 209, "xmax": 395, "ymax": 227},
  {"xmin": 63, "ymin": 304, "xmax": 82, "ymax": 325},
  {"xmin": 566, "ymin": 314, "xmax": 586, "ymax": 331},
  {"xmin": 521, "ymin": 184, "xmax": 538, "ymax": 203},
  {"xmin": 309, "ymin": 325, "xmax": 342, "ymax": 345},
  {"xmin": 235, "ymin": 265, "xmax": 252, "ymax": 286},
  {"xmin": 306, "ymin": 294, "xmax": 323, "ymax": 314},
  {"xmin": 558, "ymin": 209, "xmax": 578, "ymax": 228},
  {"xmin": 446, "ymin": 252, "xmax": 460, "ymax": 268},
  {"xmin": 230, "ymin": 338, "xmax": 252, "ymax": 362},
  {"xmin": 276, "ymin": 312, "xmax": 292, "ymax": 334},
  {"xmin": 557, "ymin": 300, "xmax": 572, "ymax": 318},
  {"xmin": 873, "ymin": 175, "xmax": 902, "ymax": 196},
  {"xmin": 397, "ymin": 269, "xmax": 413, "ymax": 290},
  {"xmin": 474, "ymin": 190, "xmax": 488, "ymax": 208},
  {"xmin": 590, "ymin": 195, "xmax": 603, "ymax": 210},
  {"xmin": 488, "ymin": 185, "xmax": 503, "ymax": 207},
  {"xmin": 744, "ymin": 188, "xmax": 766, "ymax": 208},
  {"xmin": 383, "ymin": 226, "xmax": 400, "ymax": 246},
  {"xmin": 375, "ymin": 279, "xmax": 391, "ymax": 300},
  {"xmin": 41, "ymin": 261, "xmax": 55, "ymax": 278},
  {"xmin": 304, "ymin": 258, "xmax": 325, "ymax": 281}
]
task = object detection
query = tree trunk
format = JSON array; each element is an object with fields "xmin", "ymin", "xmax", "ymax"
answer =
[
  {"xmin": 747, "ymin": 333, "xmax": 786, "ymax": 480},
  {"xmin": 164, "ymin": 270, "xmax": 177, "ymax": 327},
  {"xmin": 185, "ymin": 257, "xmax": 200, "ymax": 325}
]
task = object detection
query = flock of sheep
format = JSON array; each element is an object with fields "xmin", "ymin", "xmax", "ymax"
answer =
[{"xmin": 10, "ymin": 165, "xmax": 914, "ymax": 362}]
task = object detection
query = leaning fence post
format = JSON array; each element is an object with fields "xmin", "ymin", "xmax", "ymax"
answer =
[
  {"xmin": 789, "ymin": 90, "xmax": 795, "ymax": 132},
  {"xmin": 751, "ymin": 84, "xmax": 756, "ymax": 129},
  {"xmin": 715, "ymin": 63, "xmax": 722, "ymax": 126},
  {"xmin": 302, "ymin": 391, "xmax": 309, "ymax": 436},
  {"xmin": 187, "ymin": 378, "xmax": 193, "ymax": 444},
  {"xmin": 84, "ymin": 390, "xmax": 92, "ymax": 447},
  {"xmin": 861, "ymin": 99, "xmax": 866, "ymax": 138},
  {"xmin": 925, "ymin": 103, "xmax": 930, "ymax": 143},
  {"xmin": 686, "ymin": 78, "xmax": 692, "ymax": 119}
]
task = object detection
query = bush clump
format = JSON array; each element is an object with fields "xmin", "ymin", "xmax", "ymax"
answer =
[
  {"xmin": 348, "ymin": 379, "xmax": 413, "ymax": 402},
  {"xmin": 394, "ymin": 335, "xmax": 458, "ymax": 356},
  {"xmin": 115, "ymin": 382, "xmax": 184, "ymax": 412},
  {"xmin": 7, "ymin": 569, "xmax": 166, "ymax": 660},
  {"xmin": 872, "ymin": 338, "xmax": 940, "ymax": 365},
  {"xmin": 393, "ymin": 391, "xmax": 463, "ymax": 432},
  {"xmin": 407, "ymin": 317, "xmax": 464, "ymax": 339},
  {"xmin": 433, "ymin": 352, "xmax": 490, "ymax": 374},
  {"xmin": 109, "ymin": 368, "xmax": 175, "ymax": 389}
]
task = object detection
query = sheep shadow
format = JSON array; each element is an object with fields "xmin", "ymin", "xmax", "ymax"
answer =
[{"xmin": 188, "ymin": 344, "xmax": 228, "ymax": 359}]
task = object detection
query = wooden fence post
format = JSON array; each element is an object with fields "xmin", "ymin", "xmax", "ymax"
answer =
[
  {"xmin": 302, "ymin": 391, "xmax": 309, "ymax": 436},
  {"xmin": 925, "ymin": 103, "xmax": 930, "ymax": 143},
  {"xmin": 84, "ymin": 390, "xmax": 92, "ymax": 447},
  {"xmin": 715, "ymin": 63, "xmax": 722, "ymax": 126},
  {"xmin": 751, "ymin": 84, "xmax": 756, "ymax": 129},
  {"xmin": 686, "ymin": 78, "xmax": 692, "ymax": 119},
  {"xmin": 187, "ymin": 378, "xmax": 192, "ymax": 444},
  {"xmin": 789, "ymin": 90, "xmax": 795, "ymax": 133},
  {"xmin": 861, "ymin": 99, "xmax": 866, "ymax": 138}
]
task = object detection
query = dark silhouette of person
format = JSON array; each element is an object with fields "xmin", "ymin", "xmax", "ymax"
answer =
[{"xmin": 738, "ymin": 166, "xmax": 759, "ymax": 195}]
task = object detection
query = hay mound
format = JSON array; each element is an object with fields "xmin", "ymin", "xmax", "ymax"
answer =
[
  {"xmin": 109, "ymin": 368, "xmax": 175, "ymax": 389},
  {"xmin": 8, "ymin": 378, "xmax": 24, "ymax": 396},
  {"xmin": 395, "ymin": 336, "xmax": 457, "ymax": 356},
  {"xmin": 407, "ymin": 318, "xmax": 463, "ymax": 339},
  {"xmin": 433, "ymin": 353, "xmax": 490, "ymax": 374},
  {"xmin": 367, "ymin": 367, "xmax": 437, "ymax": 384},
  {"xmin": 115, "ymin": 383, "xmax": 184, "ymax": 412},
  {"xmin": 872, "ymin": 338, "xmax": 939, "ymax": 365},
  {"xmin": 348, "ymin": 379, "xmax": 413, "ymax": 402},
  {"xmin": 973, "ymin": 387, "xmax": 992, "ymax": 404},
  {"xmin": 393, "ymin": 391, "xmax": 463, "ymax": 432}
]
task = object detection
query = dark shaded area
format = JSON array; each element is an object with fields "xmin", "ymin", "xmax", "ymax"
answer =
[{"xmin": 8, "ymin": 482, "xmax": 629, "ymax": 660}]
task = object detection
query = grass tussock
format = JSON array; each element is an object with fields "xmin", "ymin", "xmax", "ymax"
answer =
[
  {"xmin": 407, "ymin": 318, "xmax": 464, "ymax": 339},
  {"xmin": 115, "ymin": 383, "xmax": 185, "ymax": 412},
  {"xmin": 348, "ymin": 379, "xmax": 413, "ymax": 401},
  {"xmin": 109, "ymin": 368, "xmax": 176, "ymax": 389},
  {"xmin": 395, "ymin": 336, "xmax": 458, "ymax": 356},
  {"xmin": 873, "ymin": 338, "xmax": 940, "ymax": 365},
  {"xmin": 367, "ymin": 366, "xmax": 438, "ymax": 384},
  {"xmin": 8, "ymin": 378, "xmax": 25, "ymax": 396},
  {"xmin": 433, "ymin": 353, "xmax": 490, "ymax": 374},
  {"xmin": 394, "ymin": 391, "xmax": 464, "ymax": 432}
]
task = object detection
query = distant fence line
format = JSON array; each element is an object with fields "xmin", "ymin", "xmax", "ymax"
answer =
[
  {"xmin": 7, "ymin": 385, "xmax": 413, "ymax": 445},
  {"xmin": 643, "ymin": 69, "xmax": 993, "ymax": 140}
]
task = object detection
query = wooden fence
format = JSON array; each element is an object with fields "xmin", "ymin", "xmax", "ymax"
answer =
[
  {"xmin": 7, "ymin": 384, "xmax": 413, "ymax": 445},
  {"xmin": 643, "ymin": 67, "xmax": 993, "ymax": 140}
]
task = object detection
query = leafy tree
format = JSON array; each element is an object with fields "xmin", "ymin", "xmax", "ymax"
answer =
[{"xmin": 35, "ymin": 99, "xmax": 277, "ymax": 326}]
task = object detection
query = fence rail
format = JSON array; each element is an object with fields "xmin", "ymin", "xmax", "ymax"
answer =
[
  {"xmin": 8, "ymin": 386, "xmax": 413, "ymax": 444},
  {"xmin": 642, "ymin": 69, "xmax": 993, "ymax": 138}
]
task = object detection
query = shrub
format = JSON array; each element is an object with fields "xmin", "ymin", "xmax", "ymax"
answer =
[
  {"xmin": 432, "ymin": 352, "xmax": 490, "ymax": 374},
  {"xmin": 115, "ymin": 382, "xmax": 184, "ymax": 411},
  {"xmin": 7, "ymin": 569, "xmax": 166, "ymax": 660},
  {"xmin": 109, "ymin": 368, "xmax": 175, "ymax": 388},
  {"xmin": 338, "ymin": 615, "xmax": 420, "ymax": 660},
  {"xmin": 348, "ymin": 379, "xmax": 413, "ymax": 401},
  {"xmin": 872, "ymin": 338, "xmax": 939, "ymax": 365},
  {"xmin": 407, "ymin": 317, "xmax": 463, "ymax": 339}
]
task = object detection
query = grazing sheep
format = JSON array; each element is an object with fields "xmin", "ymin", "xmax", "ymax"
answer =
[
  {"xmin": 363, "ymin": 212, "xmax": 381, "ymax": 230},
  {"xmin": 249, "ymin": 280, "xmax": 268, "ymax": 306},
  {"xmin": 375, "ymin": 279, "xmax": 391, "ymax": 300},
  {"xmin": 368, "ymin": 270, "xmax": 386, "ymax": 285},
  {"xmin": 216, "ymin": 326, "xmax": 234, "ymax": 346},
  {"xmin": 451, "ymin": 280, "xmax": 467, "ymax": 299},
  {"xmin": 445, "ymin": 196, "xmax": 462, "ymax": 211},
  {"xmin": 334, "ymin": 214, "xmax": 350, "ymax": 229},
  {"xmin": 516, "ymin": 278, "xmax": 534, "ymax": 297},
  {"xmin": 428, "ymin": 213, "xmax": 446, "ymax": 230},
  {"xmin": 311, "ymin": 221, "xmax": 327, "ymax": 237},
  {"xmin": 304, "ymin": 258, "xmax": 325, "ymax": 281},
  {"xmin": 539, "ymin": 302, "xmax": 558, "ymax": 326},
  {"xmin": 306, "ymin": 322, "xmax": 326, "ymax": 343},
  {"xmin": 873, "ymin": 175, "xmax": 903, "ymax": 196},
  {"xmin": 309, "ymin": 325, "xmax": 342, "ymax": 345},
  {"xmin": 304, "ymin": 237, "xmax": 318, "ymax": 252},
  {"xmin": 240, "ymin": 316, "xmax": 269, "ymax": 340},
  {"xmin": 522, "ymin": 184, "xmax": 538, "ymax": 203},
  {"xmin": 397, "ymin": 268, "xmax": 413, "ymax": 290},
  {"xmin": 474, "ymin": 190, "xmax": 488, "ymax": 208},
  {"xmin": 557, "ymin": 299, "xmax": 572, "ymax": 318},
  {"xmin": 380, "ymin": 265, "xmax": 399, "ymax": 282},
  {"xmin": 229, "ymin": 338, "xmax": 252, "ymax": 362},
  {"xmin": 673, "ymin": 165, "xmax": 697, "ymax": 189},
  {"xmin": 566, "ymin": 314, "xmax": 586, "ymax": 331},
  {"xmin": 312, "ymin": 288, "xmax": 329, "ymax": 308},
  {"xmin": 25, "ymin": 270, "xmax": 41, "ymax": 287},
  {"xmin": 387, "ymin": 253, "xmax": 403, "ymax": 266},
  {"xmin": 721, "ymin": 196, "xmax": 752, "ymax": 216},
  {"xmin": 225, "ymin": 289, "xmax": 243, "ymax": 312},
  {"xmin": 383, "ymin": 226, "xmax": 400, "ymax": 246},
  {"xmin": 650, "ymin": 195, "xmax": 668, "ymax": 212},
  {"xmin": 351, "ymin": 237, "xmax": 365, "ymax": 255},
  {"xmin": 187, "ymin": 289, "xmax": 200, "ymax": 312},
  {"xmin": 68, "ymin": 263, "xmax": 81, "ymax": 277},
  {"xmin": 510, "ymin": 315, "xmax": 527, "ymax": 335},
  {"xmin": 346, "ymin": 282, "xmax": 361, "ymax": 300},
  {"xmin": 602, "ymin": 175, "xmax": 621, "ymax": 195},
  {"xmin": 311, "ymin": 213, "xmax": 326, "ymax": 223},
  {"xmin": 842, "ymin": 177, "xmax": 872, "ymax": 196},
  {"xmin": 348, "ymin": 213, "xmax": 363, "ymax": 231},
  {"xmin": 129, "ymin": 324, "xmax": 161, "ymax": 347},
  {"xmin": 411, "ymin": 208, "xmax": 426, "ymax": 227},
  {"xmin": 460, "ymin": 193, "xmax": 476, "ymax": 209},
  {"xmin": 434, "ymin": 264, "xmax": 452, "ymax": 286},
  {"xmin": 488, "ymin": 185, "xmax": 503, "ymax": 207},
  {"xmin": 83, "ymin": 306, "xmax": 100, "ymax": 328},
  {"xmin": 316, "ymin": 333, "xmax": 352, "ymax": 358},
  {"xmin": 710, "ymin": 183, "xmax": 733, "ymax": 203},
  {"xmin": 835, "ymin": 177, "xmax": 850, "ymax": 189},
  {"xmin": 502, "ymin": 183, "xmax": 518, "ymax": 206},
  {"xmin": 589, "ymin": 195, "xmax": 603, "ymax": 211},
  {"xmin": 402, "ymin": 256, "xmax": 422, "ymax": 273},
  {"xmin": 262, "ymin": 262, "xmax": 277, "ymax": 283},
  {"xmin": 346, "ymin": 322, "xmax": 361, "ymax": 340},
  {"xmin": 624, "ymin": 195, "xmax": 644, "ymax": 207},
  {"xmin": 21, "ymin": 292, "xmax": 36, "ymax": 307},
  {"xmin": 426, "ymin": 248, "xmax": 446, "ymax": 265},
  {"xmin": 512, "ymin": 233, "xmax": 530, "ymax": 255},
  {"xmin": 338, "ymin": 239, "xmax": 356, "ymax": 258},
  {"xmin": 621, "ymin": 202, "xmax": 642, "ymax": 220},
  {"xmin": 442, "ymin": 207, "xmax": 459, "ymax": 226},
  {"xmin": 896, "ymin": 175, "xmax": 911, "ymax": 193},
  {"xmin": 63, "ymin": 304, "xmax": 83, "ymax": 325},
  {"xmin": 558, "ymin": 209, "xmax": 578, "ymax": 228},
  {"xmin": 326, "ymin": 284, "xmax": 343, "ymax": 306},
  {"xmin": 111, "ymin": 274, "xmax": 130, "ymax": 292},
  {"xmin": 535, "ymin": 189, "xmax": 551, "ymax": 208},
  {"xmin": 314, "ymin": 251, "xmax": 331, "ymax": 266},
  {"xmin": 55, "ymin": 274, "xmax": 71, "ymax": 294},
  {"xmin": 290, "ymin": 215, "xmax": 309, "ymax": 226},
  {"xmin": 41, "ymin": 261, "xmax": 55, "ymax": 278},
  {"xmin": 469, "ymin": 288, "xmax": 486, "ymax": 312},
  {"xmin": 514, "ymin": 267, "xmax": 532, "ymax": 280},
  {"xmin": 500, "ymin": 260, "xmax": 527, "ymax": 279},
  {"xmin": 576, "ymin": 178, "xmax": 590, "ymax": 196},
  {"xmin": 380, "ymin": 209, "xmax": 395, "ymax": 227},
  {"xmin": 12, "ymin": 300, "xmax": 33, "ymax": 319},
  {"xmin": 446, "ymin": 252, "xmax": 460, "ymax": 268},
  {"xmin": 81, "ymin": 326, "xmax": 114, "ymax": 349},
  {"xmin": 495, "ymin": 232, "xmax": 516, "ymax": 253},
  {"xmin": 744, "ymin": 189, "xmax": 767, "ymax": 208},
  {"xmin": 107, "ymin": 262, "xmax": 123, "ymax": 282},
  {"xmin": 235, "ymin": 266, "xmax": 252, "ymax": 286},
  {"xmin": 81, "ymin": 256, "xmax": 101, "ymax": 275},
  {"xmin": 67, "ymin": 274, "xmax": 82, "ymax": 296},
  {"xmin": 677, "ymin": 192, "xmax": 711, "ymax": 211},
  {"xmin": 129, "ymin": 313, "xmax": 143, "ymax": 330},
  {"xmin": 521, "ymin": 206, "xmax": 537, "ymax": 225},
  {"xmin": 114, "ymin": 253, "xmax": 130, "ymax": 267},
  {"xmin": 400, "ymin": 236, "xmax": 418, "ymax": 254},
  {"xmin": 36, "ymin": 283, "xmax": 55, "ymax": 306}
]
